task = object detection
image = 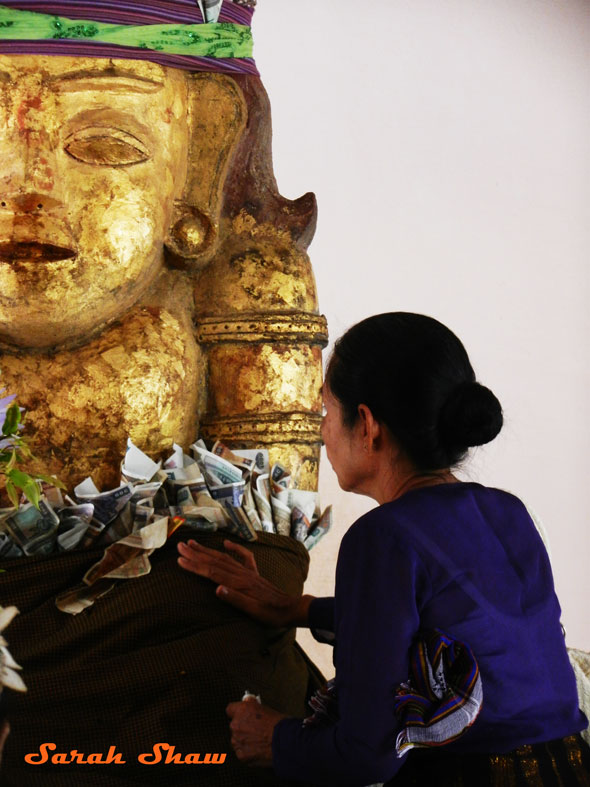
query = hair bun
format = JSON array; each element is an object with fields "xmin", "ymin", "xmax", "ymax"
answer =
[{"xmin": 439, "ymin": 381, "xmax": 503, "ymax": 452}]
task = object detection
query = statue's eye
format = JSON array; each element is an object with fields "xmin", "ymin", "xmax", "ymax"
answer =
[{"xmin": 64, "ymin": 127, "xmax": 151, "ymax": 167}]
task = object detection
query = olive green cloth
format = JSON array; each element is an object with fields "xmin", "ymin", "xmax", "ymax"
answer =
[{"xmin": 0, "ymin": 530, "xmax": 323, "ymax": 786}]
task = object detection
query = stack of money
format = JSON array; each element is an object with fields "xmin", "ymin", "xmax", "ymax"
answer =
[
  {"xmin": 201, "ymin": 440, "xmax": 332, "ymax": 550},
  {"xmin": 0, "ymin": 438, "xmax": 332, "ymax": 562}
]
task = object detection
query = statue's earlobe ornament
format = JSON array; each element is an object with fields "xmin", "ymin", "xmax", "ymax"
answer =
[
  {"xmin": 165, "ymin": 73, "xmax": 247, "ymax": 270},
  {"xmin": 166, "ymin": 203, "xmax": 216, "ymax": 269}
]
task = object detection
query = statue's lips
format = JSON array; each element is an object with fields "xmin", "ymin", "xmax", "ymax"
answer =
[
  {"xmin": 0, "ymin": 241, "xmax": 76, "ymax": 263},
  {"xmin": 0, "ymin": 212, "xmax": 77, "ymax": 263}
]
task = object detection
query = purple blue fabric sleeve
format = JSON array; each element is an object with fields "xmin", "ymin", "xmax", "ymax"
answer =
[
  {"xmin": 308, "ymin": 597, "xmax": 335, "ymax": 646},
  {"xmin": 273, "ymin": 524, "xmax": 429, "ymax": 785}
]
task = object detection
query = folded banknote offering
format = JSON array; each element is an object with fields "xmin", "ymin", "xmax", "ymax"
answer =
[{"xmin": 0, "ymin": 438, "xmax": 332, "ymax": 615}]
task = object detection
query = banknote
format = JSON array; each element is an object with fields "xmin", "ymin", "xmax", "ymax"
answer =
[
  {"xmin": 56, "ymin": 504, "xmax": 94, "ymax": 552},
  {"xmin": 121, "ymin": 438, "xmax": 162, "ymax": 481},
  {"xmin": 132, "ymin": 499, "xmax": 154, "ymax": 532},
  {"xmin": 4, "ymin": 499, "xmax": 60, "ymax": 556},
  {"xmin": 176, "ymin": 485, "xmax": 195, "ymax": 507},
  {"xmin": 209, "ymin": 481, "xmax": 245, "ymax": 508},
  {"xmin": 211, "ymin": 441, "xmax": 255, "ymax": 473},
  {"xmin": 256, "ymin": 473, "xmax": 270, "ymax": 499},
  {"xmin": 242, "ymin": 483, "xmax": 262, "ymax": 532},
  {"xmin": 208, "ymin": 482, "xmax": 248, "ymax": 536},
  {"xmin": 304, "ymin": 506, "xmax": 333, "ymax": 551},
  {"xmin": 252, "ymin": 473, "xmax": 274, "ymax": 532},
  {"xmin": 252, "ymin": 488, "xmax": 274, "ymax": 533},
  {"xmin": 192, "ymin": 444, "xmax": 244, "ymax": 486},
  {"xmin": 168, "ymin": 505, "xmax": 221, "ymax": 531},
  {"xmin": 102, "ymin": 505, "xmax": 133, "ymax": 545},
  {"xmin": 2, "ymin": 437, "xmax": 331, "ymax": 566},
  {"xmin": 40, "ymin": 483, "xmax": 64, "ymax": 510},
  {"xmin": 291, "ymin": 505, "xmax": 312, "ymax": 542},
  {"xmin": 83, "ymin": 517, "xmax": 169, "ymax": 586},
  {"xmin": 163, "ymin": 442, "xmax": 184, "ymax": 470},
  {"xmin": 270, "ymin": 463, "xmax": 290, "ymax": 489},
  {"xmin": 55, "ymin": 579, "xmax": 117, "ymax": 615},
  {"xmin": 164, "ymin": 462, "xmax": 204, "ymax": 483},
  {"xmin": 76, "ymin": 482, "xmax": 134, "ymax": 527},
  {"xmin": 101, "ymin": 482, "xmax": 162, "ymax": 543},
  {"xmin": 273, "ymin": 488, "xmax": 319, "ymax": 521},
  {"xmin": 0, "ymin": 531, "xmax": 23, "ymax": 559},
  {"xmin": 228, "ymin": 447, "xmax": 269, "ymax": 476},
  {"xmin": 222, "ymin": 502, "xmax": 257, "ymax": 542},
  {"xmin": 270, "ymin": 495, "xmax": 291, "ymax": 537}
]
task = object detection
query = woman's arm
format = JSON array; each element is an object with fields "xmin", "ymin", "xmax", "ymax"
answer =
[
  {"xmin": 272, "ymin": 515, "xmax": 430, "ymax": 786},
  {"xmin": 177, "ymin": 538, "xmax": 315, "ymax": 628}
]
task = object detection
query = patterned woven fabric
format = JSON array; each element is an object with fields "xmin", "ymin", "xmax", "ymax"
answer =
[
  {"xmin": 388, "ymin": 734, "xmax": 590, "ymax": 786},
  {"xmin": 0, "ymin": 531, "xmax": 323, "ymax": 786},
  {"xmin": 394, "ymin": 629, "xmax": 483, "ymax": 757},
  {"xmin": 0, "ymin": 0, "xmax": 258, "ymax": 74}
]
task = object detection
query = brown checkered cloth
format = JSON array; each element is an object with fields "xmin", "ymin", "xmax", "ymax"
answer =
[{"xmin": 0, "ymin": 530, "xmax": 323, "ymax": 786}]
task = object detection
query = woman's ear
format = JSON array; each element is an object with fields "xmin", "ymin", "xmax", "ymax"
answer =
[{"xmin": 357, "ymin": 404, "xmax": 381, "ymax": 452}]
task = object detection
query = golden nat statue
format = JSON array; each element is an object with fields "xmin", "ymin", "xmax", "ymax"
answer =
[
  {"xmin": 0, "ymin": 16, "xmax": 326, "ymax": 492},
  {"xmin": 0, "ymin": 3, "xmax": 326, "ymax": 785}
]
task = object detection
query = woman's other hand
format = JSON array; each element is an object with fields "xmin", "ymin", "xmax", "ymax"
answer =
[
  {"xmin": 177, "ymin": 539, "xmax": 314, "ymax": 628},
  {"xmin": 226, "ymin": 697, "xmax": 286, "ymax": 767}
]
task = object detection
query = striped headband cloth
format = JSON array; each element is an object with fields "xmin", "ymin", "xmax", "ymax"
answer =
[{"xmin": 0, "ymin": 0, "xmax": 258, "ymax": 75}]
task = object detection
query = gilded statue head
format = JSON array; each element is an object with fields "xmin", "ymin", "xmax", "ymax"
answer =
[
  {"xmin": 0, "ymin": 56, "xmax": 192, "ymax": 348},
  {"xmin": 0, "ymin": 0, "xmax": 262, "ymax": 350}
]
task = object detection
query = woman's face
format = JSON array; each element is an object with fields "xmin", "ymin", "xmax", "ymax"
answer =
[{"xmin": 321, "ymin": 384, "xmax": 366, "ymax": 493}]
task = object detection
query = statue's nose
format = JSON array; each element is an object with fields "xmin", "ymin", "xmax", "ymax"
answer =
[{"xmin": 0, "ymin": 194, "xmax": 65, "ymax": 214}]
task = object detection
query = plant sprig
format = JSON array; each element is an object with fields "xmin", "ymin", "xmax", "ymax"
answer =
[{"xmin": 0, "ymin": 391, "xmax": 64, "ymax": 509}]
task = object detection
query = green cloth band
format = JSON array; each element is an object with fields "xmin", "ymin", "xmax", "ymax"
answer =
[{"xmin": 0, "ymin": 5, "xmax": 253, "ymax": 59}]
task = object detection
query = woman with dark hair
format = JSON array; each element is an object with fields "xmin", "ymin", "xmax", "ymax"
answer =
[{"xmin": 178, "ymin": 312, "xmax": 590, "ymax": 786}]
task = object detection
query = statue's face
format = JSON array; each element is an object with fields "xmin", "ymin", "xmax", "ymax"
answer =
[{"xmin": 0, "ymin": 56, "xmax": 189, "ymax": 349}]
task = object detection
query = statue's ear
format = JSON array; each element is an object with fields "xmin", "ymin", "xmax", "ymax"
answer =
[{"xmin": 165, "ymin": 74, "xmax": 247, "ymax": 268}]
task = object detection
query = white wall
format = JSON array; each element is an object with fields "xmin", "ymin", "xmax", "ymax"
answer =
[{"xmin": 253, "ymin": 0, "xmax": 590, "ymax": 677}]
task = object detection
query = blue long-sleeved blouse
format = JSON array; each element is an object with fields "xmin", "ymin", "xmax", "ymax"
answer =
[{"xmin": 272, "ymin": 483, "xmax": 586, "ymax": 786}]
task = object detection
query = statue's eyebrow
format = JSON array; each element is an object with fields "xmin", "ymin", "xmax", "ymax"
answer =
[{"xmin": 49, "ymin": 69, "xmax": 164, "ymax": 94}]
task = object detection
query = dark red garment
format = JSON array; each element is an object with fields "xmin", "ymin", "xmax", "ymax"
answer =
[{"xmin": 1, "ymin": 530, "xmax": 323, "ymax": 786}]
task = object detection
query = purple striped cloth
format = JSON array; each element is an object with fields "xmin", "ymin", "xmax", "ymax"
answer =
[
  {"xmin": 0, "ymin": 0, "xmax": 258, "ymax": 75},
  {"xmin": 394, "ymin": 629, "xmax": 483, "ymax": 757}
]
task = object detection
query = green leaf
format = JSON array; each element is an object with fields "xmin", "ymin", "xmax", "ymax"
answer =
[
  {"xmin": 4, "ymin": 478, "xmax": 19, "ymax": 508},
  {"xmin": 35, "ymin": 473, "xmax": 67, "ymax": 490},
  {"xmin": 5, "ymin": 448, "xmax": 16, "ymax": 472},
  {"xmin": 6, "ymin": 467, "xmax": 35, "ymax": 487},
  {"xmin": 21, "ymin": 479, "xmax": 40, "ymax": 508},
  {"xmin": 15, "ymin": 442, "xmax": 32, "ymax": 460},
  {"xmin": 2, "ymin": 402, "xmax": 21, "ymax": 436},
  {"xmin": 6, "ymin": 468, "xmax": 41, "ymax": 508}
]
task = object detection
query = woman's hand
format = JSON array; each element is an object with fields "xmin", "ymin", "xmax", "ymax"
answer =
[
  {"xmin": 177, "ymin": 538, "xmax": 314, "ymax": 628},
  {"xmin": 226, "ymin": 697, "xmax": 286, "ymax": 767}
]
